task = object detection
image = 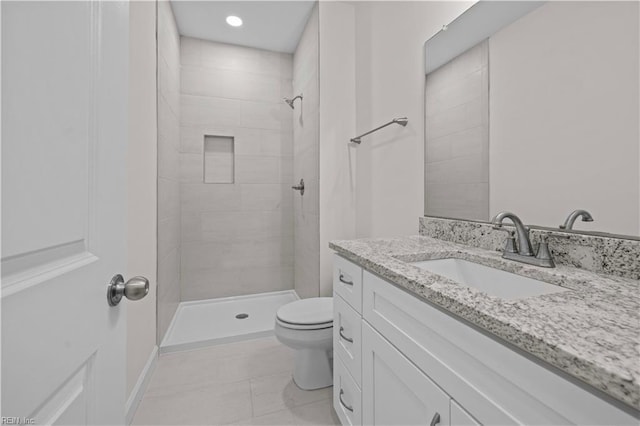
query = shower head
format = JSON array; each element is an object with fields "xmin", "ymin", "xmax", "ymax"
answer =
[{"xmin": 284, "ymin": 94, "xmax": 303, "ymax": 109}]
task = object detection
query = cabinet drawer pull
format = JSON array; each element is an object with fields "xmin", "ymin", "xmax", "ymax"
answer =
[
  {"xmin": 430, "ymin": 412, "xmax": 440, "ymax": 426},
  {"xmin": 339, "ymin": 326, "xmax": 354, "ymax": 343},
  {"xmin": 339, "ymin": 389, "xmax": 354, "ymax": 412},
  {"xmin": 339, "ymin": 273, "xmax": 354, "ymax": 286}
]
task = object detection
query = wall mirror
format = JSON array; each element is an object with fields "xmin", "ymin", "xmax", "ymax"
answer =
[{"xmin": 423, "ymin": 1, "xmax": 639, "ymax": 238}]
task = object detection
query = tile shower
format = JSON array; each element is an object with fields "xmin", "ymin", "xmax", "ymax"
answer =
[
  {"xmin": 179, "ymin": 36, "xmax": 295, "ymax": 302},
  {"xmin": 157, "ymin": 3, "xmax": 320, "ymax": 350}
]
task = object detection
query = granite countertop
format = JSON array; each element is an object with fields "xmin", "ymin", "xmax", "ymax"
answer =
[{"xmin": 329, "ymin": 235, "xmax": 640, "ymax": 410}]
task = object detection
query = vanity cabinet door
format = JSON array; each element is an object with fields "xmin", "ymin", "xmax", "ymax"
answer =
[
  {"xmin": 362, "ymin": 321, "xmax": 450, "ymax": 426},
  {"xmin": 451, "ymin": 400, "xmax": 481, "ymax": 426}
]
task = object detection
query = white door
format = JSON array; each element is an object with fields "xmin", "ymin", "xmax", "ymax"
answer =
[
  {"xmin": 362, "ymin": 322, "xmax": 451, "ymax": 426},
  {"xmin": 2, "ymin": 1, "xmax": 137, "ymax": 424}
]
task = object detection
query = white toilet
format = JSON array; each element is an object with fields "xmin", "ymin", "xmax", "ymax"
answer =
[{"xmin": 274, "ymin": 297, "xmax": 333, "ymax": 390}]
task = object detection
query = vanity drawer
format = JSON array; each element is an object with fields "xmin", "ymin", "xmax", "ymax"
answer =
[
  {"xmin": 333, "ymin": 254, "xmax": 363, "ymax": 313},
  {"xmin": 334, "ymin": 355, "xmax": 362, "ymax": 426},
  {"xmin": 334, "ymin": 294, "xmax": 362, "ymax": 386}
]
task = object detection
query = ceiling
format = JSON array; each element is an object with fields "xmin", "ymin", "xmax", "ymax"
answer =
[{"xmin": 170, "ymin": 1, "xmax": 316, "ymax": 53}]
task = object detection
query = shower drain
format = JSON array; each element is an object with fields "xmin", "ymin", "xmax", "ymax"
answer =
[{"xmin": 235, "ymin": 313, "xmax": 249, "ymax": 319}]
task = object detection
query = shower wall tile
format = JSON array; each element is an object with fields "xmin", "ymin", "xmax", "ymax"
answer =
[
  {"xmin": 158, "ymin": 55, "xmax": 180, "ymax": 117},
  {"xmin": 158, "ymin": 95, "xmax": 180, "ymax": 148},
  {"xmin": 180, "ymin": 183, "xmax": 241, "ymax": 213},
  {"xmin": 180, "ymin": 212, "xmax": 201, "ymax": 243},
  {"xmin": 158, "ymin": 134, "xmax": 179, "ymax": 181},
  {"xmin": 179, "ymin": 209, "xmax": 293, "ymax": 245},
  {"xmin": 157, "ymin": 1, "xmax": 182, "ymax": 344},
  {"xmin": 180, "ymin": 126, "xmax": 293, "ymax": 158},
  {"xmin": 234, "ymin": 128, "xmax": 293, "ymax": 157},
  {"xmin": 293, "ymin": 5, "xmax": 320, "ymax": 299},
  {"xmin": 157, "ymin": 177, "xmax": 180, "ymax": 222},
  {"xmin": 181, "ymin": 265, "xmax": 294, "ymax": 301},
  {"xmin": 239, "ymin": 101, "xmax": 284, "ymax": 131},
  {"xmin": 179, "ymin": 36, "xmax": 201, "ymax": 67},
  {"xmin": 280, "ymin": 78, "xmax": 294, "ymax": 100},
  {"xmin": 181, "ymin": 237, "xmax": 294, "ymax": 271},
  {"xmin": 179, "ymin": 153, "xmax": 203, "ymax": 183},
  {"xmin": 181, "ymin": 95, "xmax": 242, "ymax": 128},
  {"xmin": 181, "ymin": 68, "xmax": 282, "ymax": 103},
  {"xmin": 157, "ymin": 246, "xmax": 181, "ymax": 342},
  {"xmin": 235, "ymin": 156, "xmax": 292, "ymax": 184},
  {"xmin": 181, "ymin": 268, "xmax": 241, "ymax": 301},
  {"xmin": 158, "ymin": 215, "xmax": 180, "ymax": 262},
  {"xmin": 200, "ymin": 41, "xmax": 288, "ymax": 77},
  {"xmin": 179, "ymin": 37, "xmax": 294, "ymax": 300},
  {"xmin": 279, "ymin": 55, "xmax": 294, "ymax": 80},
  {"xmin": 239, "ymin": 184, "xmax": 293, "ymax": 212},
  {"xmin": 199, "ymin": 210, "xmax": 293, "ymax": 241}
]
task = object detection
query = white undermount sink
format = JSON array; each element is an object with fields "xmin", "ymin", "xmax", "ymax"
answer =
[{"xmin": 411, "ymin": 258, "xmax": 569, "ymax": 300}]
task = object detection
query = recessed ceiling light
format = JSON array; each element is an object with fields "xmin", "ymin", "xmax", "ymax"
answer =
[{"xmin": 226, "ymin": 15, "xmax": 243, "ymax": 27}]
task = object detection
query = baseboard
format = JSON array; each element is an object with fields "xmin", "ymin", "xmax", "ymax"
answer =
[{"xmin": 125, "ymin": 345, "xmax": 158, "ymax": 425}]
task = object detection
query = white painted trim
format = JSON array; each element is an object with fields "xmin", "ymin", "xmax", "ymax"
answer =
[
  {"xmin": 1, "ymin": 252, "xmax": 98, "ymax": 298},
  {"xmin": 125, "ymin": 345, "xmax": 158, "ymax": 425}
]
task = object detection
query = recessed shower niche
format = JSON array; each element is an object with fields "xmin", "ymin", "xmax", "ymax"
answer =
[{"xmin": 204, "ymin": 135, "xmax": 234, "ymax": 184}]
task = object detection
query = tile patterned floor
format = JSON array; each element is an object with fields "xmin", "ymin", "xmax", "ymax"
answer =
[{"xmin": 132, "ymin": 337, "xmax": 340, "ymax": 425}]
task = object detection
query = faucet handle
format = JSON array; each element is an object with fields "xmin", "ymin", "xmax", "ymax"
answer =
[
  {"xmin": 535, "ymin": 235, "xmax": 556, "ymax": 267},
  {"xmin": 504, "ymin": 233, "xmax": 517, "ymax": 254},
  {"xmin": 493, "ymin": 226, "xmax": 517, "ymax": 254}
]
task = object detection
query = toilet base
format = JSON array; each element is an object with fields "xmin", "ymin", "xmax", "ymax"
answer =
[{"xmin": 292, "ymin": 349, "xmax": 333, "ymax": 390}]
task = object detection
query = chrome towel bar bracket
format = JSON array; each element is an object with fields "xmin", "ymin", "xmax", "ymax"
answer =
[{"xmin": 350, "ymin": 117, "xmax": 408, "ymax": 144}]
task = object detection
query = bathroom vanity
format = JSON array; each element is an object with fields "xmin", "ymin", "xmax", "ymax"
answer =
[{"xmin": 330, "ymin": 237, "xmax": 640, "ymax": 426}]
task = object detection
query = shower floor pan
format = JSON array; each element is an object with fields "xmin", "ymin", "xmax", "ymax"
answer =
[{"xmin": 160, "ymin": 290, "xmax": 298, "ymax": 353}]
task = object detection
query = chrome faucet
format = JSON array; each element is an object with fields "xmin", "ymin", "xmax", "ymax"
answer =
[
  {"xmin": 491, "ymin": 212, "xmax": 533, "ymax": 256},
  {"xmin": 560, "ymin": 209, "xmax": 593, "ymax": 230},
  {"xmin": 491, "ymin": 211, "xmax": 555, "ymax": 268}
]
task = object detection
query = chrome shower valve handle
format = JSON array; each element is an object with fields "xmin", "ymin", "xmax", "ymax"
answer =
[{"xmin": 292, "ymin": 179, "xmax": 305, "ymax": 195}]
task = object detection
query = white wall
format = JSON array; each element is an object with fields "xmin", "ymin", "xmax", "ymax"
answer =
[
  {"xmin": 127, "ymin": 0, "xmax": 157, "ymax": 403},
  {"xmin": 489, "ymin": 1, "xmax": 639, "ymax": 236},
  {"xmin": 179, "ymin": 37, "xmax": 294, "ymax": 300},
  {"xmin": 318, "ymin": 2, "xmax": 358, "ymax": 297},
  {"xmin": 293, "ymin": 5, "xmax": 321, "ymax": 299},
  {"xmin": 157, "ymin": 0, "xmax": 181, "ymax": 343},
  {"xmin": 304, "ymin": 1, "xmax": 474, "ymax": 296},
  {"xmin": 353, "ymin": 1, "xmax": 475, "ymax": 238}
]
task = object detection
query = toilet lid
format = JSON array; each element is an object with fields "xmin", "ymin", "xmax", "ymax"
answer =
[{"xmin": 276, "ymin": 297, "xmax": 333, "ymax": 326}]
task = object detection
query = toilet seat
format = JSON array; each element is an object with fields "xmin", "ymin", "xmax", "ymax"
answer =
[
  {"xmin": 276, "ymin": 297, "xmax": 333, "ymax": 330},
  {"xmin": 276, "ymin": 318, "xmax": 333, "ymax": 330}
]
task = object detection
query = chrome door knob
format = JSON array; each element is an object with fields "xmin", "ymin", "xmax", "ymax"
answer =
[{"xmin": 107, "ymin": 274, "xmax": 149, "ymax": 306}]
